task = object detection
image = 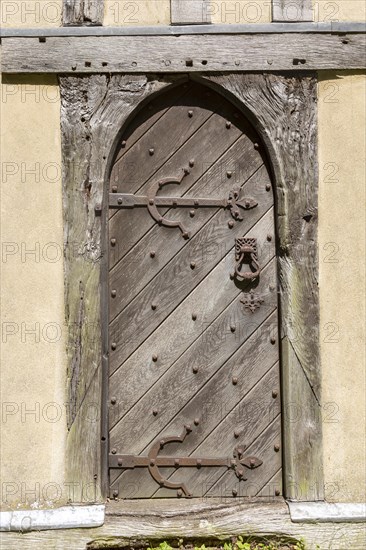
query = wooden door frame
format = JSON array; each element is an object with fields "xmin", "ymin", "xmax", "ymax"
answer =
[{"xmin": 60, "ymin": 72, "xmax": 323, "ymax": 504}]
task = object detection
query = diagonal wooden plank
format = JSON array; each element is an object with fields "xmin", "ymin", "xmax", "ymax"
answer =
[
  {"xmin": 111, "ymin": 311, "xmax": 279, "ymax": 497},
  {"xmin": 109, "ymin": 254, "xmax": 277, "ymax": 455},
  {"xmin": 109, "ymin": 177, "xmax": 274, "ymax": 370},
  {"xmin": 109, "ymin": 87, "xmax": 252, "ymax": 255},
  {"xmin": 151, "ymin": 362, "xmax": 280, "ymax": 498},
  {"xmin": 204, "ymin": 415, "xmax": 282, "ymax": 498},
  {"xmin": 256, "ymin": 468, "xmax": 282, "ymax": 498},
  {"xmin": 109, "ymin": 135, "xmax": 263, "ymax": 313},
  {"xmin": 108, "ymin": 193, "xmax": 274, "ymax": 434},
  {"xmin": 109, "ymin": 84, "xmax": 229, "ymax": 196},
  {"xmin": 112, "ymin": 82, "xmax": 193, "ymax": 166},
  {"xmin": 109, "ymin": 117, "xmax": 245, "ymax": 270}
]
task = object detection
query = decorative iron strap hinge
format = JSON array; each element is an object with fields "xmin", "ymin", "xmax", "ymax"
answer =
[
  {"xmin": 109, "ymin": 426, "xmax": 263, "ymax": 498},
  {"xmin": 109, "ymin": 172, "xmax": 258, "ymax": 238}
]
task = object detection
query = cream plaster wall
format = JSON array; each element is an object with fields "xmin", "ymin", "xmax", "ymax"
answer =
[
  {"xmin": 0, "ymin": 0, "xmax": 62, "ymax": 27},
  {"xmin": 318, "ymin": 71, "xmax": 366, "ymax": 503},
  {"xmin": 0, "ymin": 74, "xmax": 67, "ymax": 510},
  {"xmin": 315, "ymin": 0, "xmax": 366, "ymax": 22},
  {"xmin": 104, "ymin": 0, "xmax": 170, "ymax": 25}
]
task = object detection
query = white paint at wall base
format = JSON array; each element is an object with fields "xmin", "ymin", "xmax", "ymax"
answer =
[
  {"xmin": 288, "ymin": 502, "xmax": 366, "ymax": 523},
  {"xmin": 0, "ymin": 505, "xmax": 105, "ymax": 532}
]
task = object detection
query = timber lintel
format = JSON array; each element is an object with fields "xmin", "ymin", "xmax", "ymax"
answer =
[{"xmin": 1, "ymin": 24, "xmax": 366, "ymax": 73}]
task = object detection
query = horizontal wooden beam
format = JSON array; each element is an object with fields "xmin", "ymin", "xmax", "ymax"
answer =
[
  {"xmin": 1, "ymin": 32, "xmax": 365, "ymax": 73},
  {"xmin": 0, "ymin": 22, "xmax": 365, "ymax": 37}
]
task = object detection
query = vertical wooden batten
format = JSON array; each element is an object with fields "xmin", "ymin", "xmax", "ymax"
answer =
[
  {"xmin": 63, "ymin": 0, "xmax": 104, "ymax": 26},
  {"xmin": 171, "ymin": 0, "xmax": 211, "ymax": 24},
  {"xmin": 272, "ymin": 0, "xmax": 313, "ymax": 22}
]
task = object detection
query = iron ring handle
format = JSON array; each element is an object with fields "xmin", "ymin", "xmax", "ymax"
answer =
[{"xmin": 235, "ymin": 251, "xmax": 261, "ymax": 280}]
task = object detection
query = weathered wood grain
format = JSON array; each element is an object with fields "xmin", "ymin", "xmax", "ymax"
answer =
[
  {"xmin": 63, "ymin": 0, "xmax": 104, "ymax": 26},
  {"xmin": 110, "ymin": 252, "xmax": 276, "ymax": 454},
  {"xmin": 1, "ymin": 501, "xmax": 365, "ymax": 549},
  {"xmin": 272, "ymin": 0, "xmax": 313, "ymax": 23},
  {"xmin": 171, "ymin": 0, "xmax": 211, "ymax": 24},
  {"xmin": 60, "ymin": 74, "xmax": 178, "ymax": 500},
  {"xmin": 60, "ymin": 73, "xmax": 322, "ymax": 503},
  {"xmin": 202, "ymin": 73, "xmax": 322, "ymax": 500},
  {"xmin": 2, "ymin": 33, "xmax": 365, "ymax": 73},
  {"xmin": 109, "ymin": 133, "xmax": 262, "ymax": 313}
]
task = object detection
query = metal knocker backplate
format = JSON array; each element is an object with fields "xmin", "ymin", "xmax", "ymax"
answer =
[{"xmin": 234, "ymin": 237, "xmax": 261, "ymax": 280}]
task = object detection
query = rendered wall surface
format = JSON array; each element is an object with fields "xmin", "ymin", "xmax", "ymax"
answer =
[
  {"xmin": 318, "ymin": 71, "xmax": 366, "ymax": 503},
  {"xmin": 0, "ymin": 0, "xmax": 63, "ymax": 27},
  {"xmin": 0, "ymin": 74, "xmax": 67, "ymax": 510}
]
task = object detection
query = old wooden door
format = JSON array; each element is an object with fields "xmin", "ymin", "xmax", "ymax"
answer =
[{"xmin": 107, "ymin": 82, "xmax": 282, "ymax": 499}]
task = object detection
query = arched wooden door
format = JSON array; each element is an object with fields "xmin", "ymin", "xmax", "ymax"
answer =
[{"xmin": 107, "ymin": 81, "xmax": 282, "ymax": 499}]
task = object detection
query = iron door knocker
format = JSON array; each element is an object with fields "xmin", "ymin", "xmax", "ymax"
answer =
[{"xmin": 234, "ymin": 237, "xmax": 261, "ymax": 280}]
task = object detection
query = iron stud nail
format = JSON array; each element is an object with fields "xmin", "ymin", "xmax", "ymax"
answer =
[
  {"xmin": 192, "ymin": 366, "xmax": 198, "ymax": 374},
  {"xmin": 275, "ymin": 489, "xmax": 281, "ymax": 496},
  {"xmin": 267, "ymin": 234, "xmax": 272, "ymax": 241},
  {"xmin": 150, "ymin": 459, "xmax": 155, "ymax": 466},
  {"xmin": 250, "ymin": 459, "xmax": 255, "ymax": 468},
  {"xmin": 111, "ymin": 397, "xmax": 117, "ymax": 405},
  {"xmin": 230, "ymin": 272, "xmax": 235, "ymax": 280},
  {"xmin": 228, "ymin": 220, "xmax": 234, "ymax": 229},
  {"xmin": 111, "ymin": 342, "xmax": 117, "ymax": 350},
  {"xmin": 150, "ymin": 251, "xmax": 156, "ymax": 258},
  {"xmin": 194, "ymin": 200, "xmax": 199, "ymax": 207},
  {"xmin": 112, "ymin": 185, "xmax": 118, "ymax": 193},
  {"xmin": 232, "ymin": 376, "xmax": 238, "ymax": 385},
  {"xmin": 177, "ymin": 489, "xmax": 183, "ymax": 497},
  {"xmin": 160, "ymin": 440, "xmax": 165, "ymax": 448},
  {"xmin": 149, "ymin": 198, "xmax": 154, "ymax": 205},
  {"xmin": 194, "ymin": 418, "xmax": 200, "ymax": 426},
  {"xmin": 196, "ymin": 459, "xmax": 202, "ymax": 469},
  {"xmin": 238, "ymin": 468, "xmax": 244, "ymax": 477},
  {"xmin": 189, "ymin": 210, "xmax": 195, "ymax": 218},
  {"xmin": 190, "ymin": 261, "xmax": 196, "ymax": 269},
  {"xmin": 274, "ymin": 444, "xmax": 280, "ymax": 452},
  {"xmin": 172, "ymin": 199, "xmax": 178, "ymax": 207},
  {"xmin": 117, "ymin": 198, "xmax": 123, "ymax": 205},
  {"xmin": 266, "ymin": 184, "xmax": 271, "ymax": 191},
  {"xmin": 227, "ymin": 171, "xmax": 232, "ymax": 178},
  {"xmin": 152, "ymin": 354, "xmax": 158, "ymax": 362},
  {"xmin": 153, "ymin": 409, "xmax": 158, "ymax": 416},
  {"xmin": 192, "ymin": 313, "xmax": 197, "ymax": 321},
  {"xmin": 113, "ymin": 490, "xmax": 118, "ymax": 498},
  {"xmin": 232, "ymin": 488, "xmax": 238, "ymax": 497},
  {"xmin": 111, "ymin": 448, "xmax": 117, "ymax": 454},
  {"xmin": 118, "ymin": 458, "xmax": 123, "ymax": 466},
  {"xmin": 186, "ymin": 424, "xmax": 192, "ymax": 433},
  {"xmin": 234, "ymin": 430, "xmax": 240, "ymax": 439},
  {"xmin": 184, "ymin": 167, "xmax": 190, "ymax": 175},
  {"xmin": 272, "ymin": 390, "xmax": 278, "ymax": 398},
  {"xmin": 174, "ymin": 458, "xmax": 180, "ymax": 466},
  {"xmin": 230, "ymin": 325, "xmax": 236, "ymax": 333},
  {"xmin": 111, "ymin": 289, "xmax": 117, "ymax": 297},
  {"xmin": 245, "ymin": 200, "xmax": 250, "ymax": 208},
  {"xmin": 226, "ymin": 121, "xmax": 232, "ymax": 129},
  {"xmin": 182, "ymin": 232, "xmax": 189, "ymax": 240},
  {"xmin": 254, "ymin": 143, "xmax": 260, "ymax": 150},
  {"xmin": 270, "ymin": 337, "xmax": 276, "ymax": 345},
  {"xmin": 121, "ymin": 140, "xmax": 126, "ymax": 147},
  {"xmin": 188, "ymin": 110, "xmax": 193, "ymax": 117},
  {"xmin": 189, "ymin": 159, "xmax": 195, "ymax": 167},
  {"xmin": 149, "ymin": 148, "xmax": 155, "ymax": 156},
  {"xmin": 110, "ymin": 238, "xmax": 116, "ymax": 246},
  {"xmin": 151, "ymin": 303, "xmax": 157, "ymax": 310}
]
